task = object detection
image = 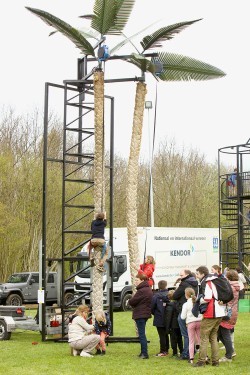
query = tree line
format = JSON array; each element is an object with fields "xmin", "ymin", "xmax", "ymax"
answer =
[{"xmin": 0, "ymin": 109, "xmax": 219, "ymax": 281}]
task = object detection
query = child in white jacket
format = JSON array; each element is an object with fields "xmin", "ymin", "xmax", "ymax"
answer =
[{"xmin": 181, "ymin": 287, "xmax": 202, "ymax": 363}]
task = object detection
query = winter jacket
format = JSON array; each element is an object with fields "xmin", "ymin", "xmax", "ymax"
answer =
[
  {"xmin": 172, "ymin": 275, "xmax": 198, "ymax": 313},
  {"xmin": 91, "ymin": 219, "xmax": 107, "ymax": 239},
  {"xmin": 94, "ymin": 312, "xmax": 112, "ymax": 335},
  {"xmin": 220, "ymin": 280, "xmax": 240, "ymax": 329},
  {"xmin": 165, "ymin": 301, "xmax": 180, "ymax": 333},
  {"xmin": 138, "ymin": 263, "xmax": 155, "ymax": 287},
  {"xmin": 128, "ymin": 280, "xmax": 153, "ymax": 320},
  {"xmin": 151, "ymin": 289, "xmax": 169, "ymax": 327},
  {"xmin": 181, "ymin": 298, "xmax": 202, "ymax": 324},
  {"xmin": 68, "ymin": 316, "xmax": 95, "ymax": 342},
  {"xmin": 202, "ymin": 276, "xmax": 226, "ymax": 319}
]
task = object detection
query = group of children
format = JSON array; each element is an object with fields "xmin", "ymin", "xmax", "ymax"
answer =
[{"xmin": 152, "ymin": 280, "xmax": 188, "ymax": 359}]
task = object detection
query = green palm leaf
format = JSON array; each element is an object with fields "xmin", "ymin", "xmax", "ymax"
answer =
[
  {"xmin": 49, "ymin": 27, "xmax": 100, "ymax": 41},
  {"xmin": 91, "ymin": 0, "xmax": 135, "ymax": 35},
  {"xmin": 110, "ymin": 20, "xmax": 159, "ymax": 55},
  {"xmin": 141, "ymin": 19, "xmax": 202, "ymax": 52},
  {"xmin": 26, "ymin": 7, "xmax": 95, "ymax": 56},
  {"xmin": 126, "ymin": 53, "xmax": 156, "ymax": 74},
  {"xmin": 154, "ymin": 52, "xmax": 226, "ymax": 81}
]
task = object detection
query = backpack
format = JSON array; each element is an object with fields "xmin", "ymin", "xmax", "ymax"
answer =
[{"xmin": 210, "ymin": 277, "xmax": 234, "ymax": 304}]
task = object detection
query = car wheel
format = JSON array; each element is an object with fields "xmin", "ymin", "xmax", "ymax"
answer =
[
  {"xmin": 64, "ymin": 292, "xmax": 74, "ymax": 305},
  {"xmin": 6, "ymin": 294, "xmax": 23, "ymax": 306},
  {"xmin": 0, "ymin": 319, "xmax": 11, "ymax": 340},
  {"xmin": 121, "ymin": 293, "xmax": 132, "ymax": 312}
]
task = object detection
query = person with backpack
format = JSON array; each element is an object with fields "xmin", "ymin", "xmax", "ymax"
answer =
[
  {"xmin": 172, "ymin": 269, "xmax": 198, "ymax": 360},
  {"xmin": 193, "ymin": 266, "xmax": 226, "ymax": 367},
  {"xmin": 218, "ymin": 269, "xmax": 240, "ymax": 362},
  {"xmin": 151, "ymin": 280, "xmax": 169, "ymax": 357}
]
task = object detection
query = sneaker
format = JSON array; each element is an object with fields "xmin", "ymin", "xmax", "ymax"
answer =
[
  {"xmin": 96, "ymin": 349, "xmax": 102, "ymax": 355},
  {"xmin": 193, "ymin": 361, "xmax": 205, "ymax": 367},
  {"xmin": 80, "ymin": 351, "xmax": 93, "ymax": 357},
  {"xmin": 155, "ymin": 352, "xmax": 168, "ymax": 357},
  {"xmin": 188, "ymin": 359, "xmax": 194, "ymax": 364},
  {"xmin": 219, "ymin": 357, "xmax": 232, "ymax": 363},
  {"xmin": 232, "ymin": 352, "xmax": 236, "ymax": 358},
  {"xmin": 101, "ymin": 350, "xmax": 106, "ymax": 356},
  {"xmin": 139, "ymin": 354, "xmax": 149, "ymax": 359},
  {"xmin": 205, "ymin": 357, "xmax": 210, "ymax": 365},
  {"xmin": 73, "ymin": 349, "xmax": 79, "ymax": 356}
]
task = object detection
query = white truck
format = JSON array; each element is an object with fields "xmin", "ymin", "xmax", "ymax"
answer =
[{"xmin": 74, "ymin": 227, "xmax": 220, "ymax": 310}]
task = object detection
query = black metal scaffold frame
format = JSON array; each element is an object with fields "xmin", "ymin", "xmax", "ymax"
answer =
[{"xmin": 41, "ymin": 52, "xmax": 158, "ymax": 342}]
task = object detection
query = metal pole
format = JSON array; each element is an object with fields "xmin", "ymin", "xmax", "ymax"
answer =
[
  {"xmin": 42, "ymin": 82, "xmax": 49, "ymax": 341},
  {"xmin": 147, "ymin": 106, "xmax": 154, "ymax": 227}
]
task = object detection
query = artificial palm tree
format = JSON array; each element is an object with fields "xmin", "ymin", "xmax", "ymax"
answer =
[
  {"xmin": 123, "ymin": 26, "xmax": 226, "ymax": 292},
  {"xmin": 26, "ymin": 1, "xmax": 225, "ymax": 304},
  {"xmin": 26, "ymin": 1, "xmax": 136, "ymax": 312}
]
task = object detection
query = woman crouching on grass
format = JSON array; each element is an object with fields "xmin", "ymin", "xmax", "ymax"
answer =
[{"xmin": 68, "ymin": 305, "xmax": 100, "ymax": 357}]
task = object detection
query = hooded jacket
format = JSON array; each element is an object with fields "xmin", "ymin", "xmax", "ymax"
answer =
[
  {"xmin": 172, "ymin": 274, "xmax": 198, "ymax": 313},
  {"xmin": 91, "ymin": 219, "xmax": 107, "ymax": 239},
  {"xmin": 128, "ymin": 280, "xmax": 153, "ymax": 320},
  {"xmin": 220, "ymin": 280, "xmax": 240, "ymax": 329},
  {"xmin": 202, "ymin": 276, "xmax": 226, "ymax": 319},
  {"xmin": 138, "ymin": 263, "xmax": 155, "ymax": 287},
  {"xmin": 151, "ymin": 289, "xmax": 169, "ymax": 327}
]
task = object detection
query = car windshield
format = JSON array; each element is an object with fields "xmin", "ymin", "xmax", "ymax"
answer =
[{"xmin": 7, "ymin": 274, "xmax": 29, "ymax": 283}]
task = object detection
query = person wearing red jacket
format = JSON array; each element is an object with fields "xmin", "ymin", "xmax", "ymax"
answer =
[
  {"xmin": 193, "ymin": 266, "xmax": 226, "ymax": 367},
  {"xmin": 138, "ymin": 255, "xmax": 155, "ymax": 287}
]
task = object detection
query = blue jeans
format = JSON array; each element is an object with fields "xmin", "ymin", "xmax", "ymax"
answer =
[
  {"xmin": 135, "ymin": 318, "xmax": 148, "ymax": 356},
  {"xmin": 218, "ymin": 326, "xmax": 233, "ymax": 359},
  {"xmin": 178, "ymin": 314, "xmax": 189, "ymax": 358},
  {"xmin": 101, "ymin": 242, "xmax": 107, "ymax": 258}
]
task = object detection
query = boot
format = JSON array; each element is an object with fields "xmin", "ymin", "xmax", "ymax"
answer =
[{"xmin": 97, "ymin": 264, "xmax": 105, "ymax": 272}]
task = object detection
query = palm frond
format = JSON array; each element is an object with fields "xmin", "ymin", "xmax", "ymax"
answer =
[
  {"xmin": 110, "ymin": 20, "xmax": 159, "ymax": 55},
  {"xmin": 78, "ymin": 26, "xmax": 100, "ymax": 40},
  {"xmin": 79, "ymin": 14, "xmax": 94, "ymax": 20},
  {"xmin": 154, "ymin": 52, "xmax": 226, "ymax": 81},
  {"xmin": 49, "ymin": 27, "xmax": 99, "ymax": 41},
  {"xmin": 26, "ymin": 7, "xmax": 95, "ymax": 56},
  {"xmin": 109, "ymin": 0, "xmax": 136, "ymax": 35},
  {"xmin": 91, "ymin": 0, "xmax": 117, "ymax": 35},
  {"xmin": 91, "ymin": 0, "xmax": 135, "ymax": 35},
  {"xmin": 141, "ymin": 19, "xmax": 202, "ymax": 52},
  {"xmin": 126, "ymin": 53, "xmax": 156, "ymax": 74}
]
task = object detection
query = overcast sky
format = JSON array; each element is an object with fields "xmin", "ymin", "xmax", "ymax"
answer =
[{"xmin": 1, "ymin": 0, "xmax": 249, "ymax": 166}]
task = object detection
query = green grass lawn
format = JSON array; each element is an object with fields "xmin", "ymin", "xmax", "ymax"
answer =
[{"xmin": 1, "ymin": 311, "xmax": 249, "ymax": 375}]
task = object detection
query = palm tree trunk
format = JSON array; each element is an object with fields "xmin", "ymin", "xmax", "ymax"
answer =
[
  {"xmin": 126, "ymin": 81, "xmax": 147, "ymax": 294},
  {"xmin": 92, "ymin": 70, "xmax": 105, "ymax": 312}
]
